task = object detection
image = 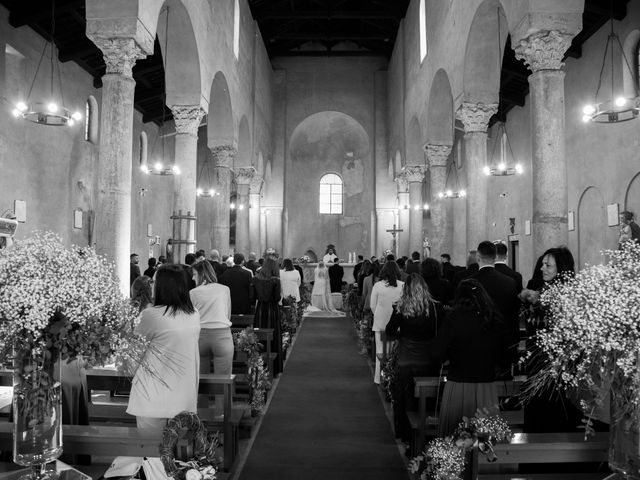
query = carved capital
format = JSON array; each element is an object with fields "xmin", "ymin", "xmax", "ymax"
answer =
[
  {"xmin": 250, "ymin": 174, "xmax": 264, "ymax": 194},
  {"xmin": 234, "ymin": 166, "xmax": 257, "ymax": 185},
  {"xmin": 170, "ymin": 105, "xmax": 206, "ymax": 136},
  {"xmin": 401, "ymin": 165, "xmax": 427, "ymax": 183},
  {"xmin": 425, "ymin": 144, "xmax": 452, "ymax": 168},
  {"xmin": 394, "ymin": 172, "xmax": 409, "ymax": 192},
  {"xmin": 514, "ymin": 30, "xmax": 573, "ymax": 72},
  {"xmin": 93, "ymin": 38, "xmax": 146, "ymax": 77},
  {"xmin": 456, "ymin": 102, "xmax": 498, "ymax": 133},
  {"xmin": 210, "ymin": 145, "xmax": 237, "ymax": 168}
]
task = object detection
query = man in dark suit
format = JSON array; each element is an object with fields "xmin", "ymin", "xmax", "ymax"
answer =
[
  {"xmin": 328, "ymin": 259, "xmax": 344, "ymax": 293},
  {"xmin": 219, "ymin": 253, "xmax": 254, "ymax": 314},
  {"xmin": 471, "ymin": 241, "xmax": 520, "ymax": 374},
  {"xmin": 405, "ymin": 251, "xmax": 421, "ymax": 275},
  {"xmin": 452, "ymin": 250, "xmax": 479, "ymax": 288},
  {"xmin": 245, "ymin": 252, "xmax": 259, "ymax": 274},
  {"xmin": 208, "ymin": 249, "xmax": 227, "ymax": 280},
  {"xmin": 352, "ymin": 255, "xmax": 364, "ymax": 282},
  {"xmin": 440, "ymin": 253, "xmax": 457, "ymax": 284},
  {"xmin": 494, "ymin": 242, "xmax": 523, "ymax": 293},
  {"xmin": 130, "ymin": 253, "xmax": 140, "ymax": 286}
]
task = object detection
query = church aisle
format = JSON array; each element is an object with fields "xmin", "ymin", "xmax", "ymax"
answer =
[{"xmin": 236, "ymin": 316, "xmax": 408, "ymax": 480}]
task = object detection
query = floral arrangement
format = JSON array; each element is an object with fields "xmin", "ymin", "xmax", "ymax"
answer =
[
  {"xmin": 297, "ymin": 255, "xmax": 311, "ymax": 264},
  {"xmin": 233, "ymin": 327, "xmax": 271, "ymax": 415},
  {"xmin": 523, "ymin": 242, "xmax": 640, "ymax": 425},
  {"xmin": 344, "ymin": 286, "xmax": 362, "ymax": 320},
  {"xmin": 0, "ymin": 232, "xmax": 155, "ymax": 417},
  {"xmin": 160, "ymin": 411, "xmax": 221, "ymax": 480},
  {"xmin": 409, "ymin": 413, "xmax": 512, "ymax": 480},
  {"xmin": 299, "ymin": 283, "xmax": 311, "ymax": 307},
  {"xmin": 383, "ymin": 249, "xmax": 393, "ymax": 258},
  {"xmin": 355, "ymin": 311, "xmax": 373, "ymax": 355},
  {"xmin": 380, "ymin": 346, "xmax": 398, "ymax": 403}
]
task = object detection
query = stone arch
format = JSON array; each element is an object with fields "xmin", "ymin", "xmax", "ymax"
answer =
[
  {"xmin": 622, "ymin": 30, "xmax": 640, "ymax": 99},
  {"xmin": 236, "ymin": 115, "xmax": 251, "ymax": 167},
  {"xmin": 207, "ymin": 71, "xmax": 235, "ymax": 148},
  {"xmin": 387, "ymin": 156, "xmax": 394, "ymax": 180},
  {"xmin": 577, "ymin": 186, "xmax": 607, "ymax": 268},
  {"xmin": 462, "ymin": 0, "xmax": 509, "ymax": 103},
  {"xmin": 426, "ymin": 69, "xmax": 454, "ymax": 145},
  {"xmin": 624, "ymin": 171, "xmax": 640, "ymax": 215},
  {"xmin": 394, "ymin": 150, "xmax": 403, "ymax": 173},
  {"xmin": 406, "ymin": 116, "xmax": 423, "ymax": 166},
  {"xmin": 256, "ymin": 151, "xmax": 264, "ymax": 175},
  {"xmin": 264, "ymin": 160, "xmax": 272, "ymax": 181},
  {"xmin": 156, "ymin": 0, "xmax": 201, "ymax": 106}
]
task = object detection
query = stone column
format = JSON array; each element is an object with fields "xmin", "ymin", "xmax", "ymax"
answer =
[
  {"xmin": 210, "ymin": 145, "xmax": 237, "ymax": 254},
  {"xmin": 91, "ymin": 38, "xmax": 147, "ymax": 295},
  {"xmin": 514, "ymin": 30, "xmax": 575, "ymax": 253},
  {"xmin": 456, "ymin": 102, "xmax": 498, "ymax": 250},
  {"xmin": 259, "ymin": 209, "xmax": 267, "ymax": 256},
  {"xmin": 170, "ymin": 105, "xmax": 205, "ymax": 263},
  {"xmin": 233, "ymin": 167, "xmax": 256, "ymax": 256},
  {"xmin": 395, "ymin": 172, "xmax": 410, "ymax": 257},
  {"xmin": 249, "ymin": 174, "xmax": 263, "ymax": 256},
  {"xmin": 403, "ymin": 165, "xmax": 427, "ymax": 255},
  {"xmin": 426, "ymin": 143, "xmax": 453, "ymax": 257}
]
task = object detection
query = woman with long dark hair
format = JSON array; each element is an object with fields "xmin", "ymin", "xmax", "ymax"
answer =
[
  {"xmin": 254, "ymin": 257, "xmax": 284, "ymax": 376},
  {"xmin": 126, "ymin": 264, "xmax": 200, "ymax": 431},
  {"xmin": 385, "ymin": 273, "xmax": 443, "ymax": 444},
  {"xmin": 280, "ymin": 258, "xmax": 301, "ymax": 302},
  {"xmin": 427, "ymin": 279, "xmax": 506, "ymax": 436}
]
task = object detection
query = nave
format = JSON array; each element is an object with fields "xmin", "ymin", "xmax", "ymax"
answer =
[{"xmin": 236, "ymin": 315, "xmax": 407, "ymax": 480}]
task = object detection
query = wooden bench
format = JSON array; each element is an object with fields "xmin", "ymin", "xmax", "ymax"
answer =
[
  {"xmin": 409, "ymin": 376, "xmax": 526, "ymax": 456},
  {"xmin": 85, "ymin": 369, "xmax": 239, "ymax": 470},
  {"xmin": 230, "ymin": 314, "xmax": 254, "ymax": 329}
]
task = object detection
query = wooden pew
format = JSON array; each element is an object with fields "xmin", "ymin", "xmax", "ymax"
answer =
[
  {"xmin": 85, "ymin": 369, "xmax": 239, "ymax": 470},
  {"xmin": 409, "ymin": 375, "xmax": 526, "ymax": 456},
  {"xmin": 230, "ymin": 314, "xmax": 254, "ymax": 329}
]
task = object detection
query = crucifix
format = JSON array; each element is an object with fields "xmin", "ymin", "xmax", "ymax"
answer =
[{"xmin": 386, "ymin": 223, "xmax": 403, "ymax": 257}]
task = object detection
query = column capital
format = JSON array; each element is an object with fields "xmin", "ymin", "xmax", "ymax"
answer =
[
  {"xmin": 394, "ymin": 172, "xmax": 409, "ymax": 192},
  {"xmin": 250, "ymin": 174, "xmax": 264, "ymax": 194},
  {"xmin": 93, "ymin": 38, "xmax": 147, "ymax": 77},
  {"xmin": 234, "ymin": 166, "xmax": 257, "ymax": 185},
  {"xmin": 456, "ymin": 102, "xmax": 498, "ymax": 133},
  {"xmin": 210, "ymin": 145, "xmax": 237, "ymax": 168},
  {"xmin": 425, "ymin": 144, "xmax": 452, "ymax": 168},
  {"xmin": 170, "ymin": 105, "xmax": 206, "ymax": 136},
  {"xmin": 401, "ymin": 165, "xmax": 427, "ymax": 183},
  {"xmin": 514, "ymin": 30, "xmax": 574, "ymax": 72}
]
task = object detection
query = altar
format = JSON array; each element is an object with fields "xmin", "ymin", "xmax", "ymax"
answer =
[{"xmin": 300, "ymin": 262, "xmax": 357, "ymax": 285}]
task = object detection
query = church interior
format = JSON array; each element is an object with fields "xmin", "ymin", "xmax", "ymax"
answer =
[{"xmin": 0, "ymin": 0, "xmax": 639, "ymax": 478}]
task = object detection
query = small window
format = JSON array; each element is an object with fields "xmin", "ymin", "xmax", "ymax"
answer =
[
  {"xmin": 419, "ymin": 0, "xmax": 427, "ymax": 62},
  {"xmin": 233, "ymin": 0, "xmax": 240, "ymax": 59},
  {"xmin": 139, "ymin": 132, "xmax": 148, "ymax": 166},
  {"xmin": 319, "ymin": 173, "xmax": 343, "ymax": 215},
  {"xmin": 85, "ymin": 96, "xmax": 99, "ymax": 143}
]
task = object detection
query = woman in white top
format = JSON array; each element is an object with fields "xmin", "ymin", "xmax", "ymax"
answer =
[
  {"xmin": 127, "ymin": 264, "xmax": 200, "ymax": 431},
  {"xmin": 280, "ymin": 258, "xmax": 301, "ymax": 302},
  {"xmin": 370, "ymin": 260, "xmax": 404, "ymax": 384}
]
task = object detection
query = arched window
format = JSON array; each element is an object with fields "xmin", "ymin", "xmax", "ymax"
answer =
[
  {"xmin": 419, "ymin": 0, "xmax": 427, "ymax": 62},
  {"xmin": 319, "ymin": 173, "xmax": 343, "ymax": 214},
  {"xmin": 233, "ymin": 0, "xmax": 240, "ymax": 59},
  {"xmin": 139, "ymin": 132, "xmax": 148, "ymax": 167},
  {"xmin": 85, "ymin": 95, "xmax": 98, "ymax": 143}
]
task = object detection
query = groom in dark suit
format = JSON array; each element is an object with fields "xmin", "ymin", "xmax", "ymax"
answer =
[{"xmin": 328, "ymin": 259, "xmax": 344, "ymax": 293}]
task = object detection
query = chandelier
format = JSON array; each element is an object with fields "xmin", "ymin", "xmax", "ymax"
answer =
[
  {"xmin": 196, "ymin": 156, "xmax": 218, "ymax": 198},
  {"xmin": 11, "ymin": 0, "xmax": 82, "ymax": 126},
  {"xmin": 582, "ymin": 7, "xmax": 639, "ymax": 123},
  {"xmin": 483, "ymin": 122, "xmax": 523, "ymax": 176},
  {"xmin": 141, "ymin": 7, "xmax": 180, "ymax": 175},
  {"xmin": 437, "ymin": 156, "xmax": 466, "ymax": 199}
]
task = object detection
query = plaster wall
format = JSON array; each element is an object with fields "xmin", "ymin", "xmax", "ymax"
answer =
[{"xmin": 273, "ymin": 56, "xmax": 388, "ymax": 259}]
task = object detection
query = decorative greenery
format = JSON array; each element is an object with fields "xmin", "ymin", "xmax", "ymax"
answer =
[
  {"xmin": 0, "ymin": 231, "xmax": 156, "ymax": 419},
  {"xmin": 297, "ymin": 255, "xmax": 311, "ymax": 264},
  {"xmin": 523, "ymin": 242, "xmax": 640, "ymax": 426},
  {"xmin": 299, "ymin": 283, "xmax": 311, "ymax": 306},
  {"xmin": 160, "ymin": 411, "xmax": 221, "ymax": 480},
  {"xmin": 409, "ymin": 412, "xmax": 512, "ymax": 480},
  {"xmin": 380, "ymin": 345, "xmax": 398, "ymax": 403},
  {"xmin": 233, "ymin": 327, "xmax": 271, "ymax": 415},
  {"xmin": 355, "ymin": 311, "xmax": 373, "ymax": 355},
  {"xmin": 344, "ymin": 286, "xmax": 362, "ymax": 320}
]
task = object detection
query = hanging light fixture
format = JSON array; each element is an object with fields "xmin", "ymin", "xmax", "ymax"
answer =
[
  {"xmin": 141, "ymin": 7, "xmax": 180, "ymax": 175},
  {"xmin": 582, "ymin": 3, "xmax": 639, "ymax": 123},
  {"xmin": 483, "ymin": 122, "xmax": 523, "ymax": 176},
  {"xmin": 438, "ymin": 150, "xmax": 466, "ymax": 199},
  {"xmin": 11, "ymin": 0, "xmax": 82, "ymax": 126},
  {"xmin": 196, "ymin": 156, "xmax": 218, "ymax": 197}
]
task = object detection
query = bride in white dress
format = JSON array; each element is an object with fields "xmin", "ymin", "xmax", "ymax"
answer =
[{"xmin": 306, "ymin": 262, "xmax": 345, "ymax": 316}]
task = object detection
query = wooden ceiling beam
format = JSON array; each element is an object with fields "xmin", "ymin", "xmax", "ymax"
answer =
[{"xmin": 260, "ymin": 11, "xmax": 402, "ymax": 20}]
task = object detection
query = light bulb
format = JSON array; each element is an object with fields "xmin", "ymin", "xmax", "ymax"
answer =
[
  {"xmin": 446, "ymin": 190, "xmax": 453, "ymax": 197},
  {"xmin": 140, "ymin": 164, "xmax": 149, "ymax": 174},
  {"xmin": 67, "ymin": 119, "xmax": 75, "ymax": 126},
  {"xmin": 498, "ymin": 162, "xmax": 506, "ymax": 171},
  {"xmin": 238, "ymin": 204, "xmax": 245, "ymax": 210},
  {"xmin": 423, "ymin": 203, "xmax": 429, "ymax": 210},
  {"xmin": 582, "ymin": 114, "xmax": 592, "ymax": 123},
  {"xmin": 209, "ymin": 189, "xmax": 215, "ymax": 196},
  {"xmin": 615, "ymin": 97, "xmax": 627, "ymax": 107},
  {"xmin": 11, "ymin": 108, "xmax": 20, "ymax": 117},
  {"xmin": 197, "ymin": 188, "xmax": 203, "ymax": 196},
  {"xmin": 230, "ymin": 203, "xmax": 236, "ymax": 210},
  {"xmin": 459, "ymin": 190, "xmax": 467, "ymax": 197},
  {"xmin": 16, "ymin": 102, "xmax": 27, "ymax": 112},
  {"xmin": 154, "ymin": 162, "xmax": 163, "ymax": 172},
  {"xmin": 414, "ymin": 205, "xmax": 420, "ymax": 211},
  {"xmin": 47, "ymin": 102, "xmax": 58, "ymax": 113},
  {"xmin": 71, "ymin": 111, "xmax": 82, "ymax": 121},
  {"xmin": 582, "ymin": 104, "xmax": 596, "ymax": 115},
  {"xmin": 172, "ymin": 165, "xmax": 181, "ymax": 175},
  {"xmin": 515, "ymin": 164, "xmax": 523, "ymax": 174},
  {"xmin": 438, "ymin": 192, "xmax": 444, "ymax": 199},
  {"xmin": 483, "ymin": 166, "xmax": 491, "ymax": 176}
]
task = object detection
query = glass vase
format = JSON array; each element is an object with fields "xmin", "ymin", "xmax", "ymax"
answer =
[
  {"xmin": 609, "ymin": 395, "xmax": 640, "ymax": 480},
  {"xmin": 13, "ymin": 350, "xmax": 63, "ymax": 480}
]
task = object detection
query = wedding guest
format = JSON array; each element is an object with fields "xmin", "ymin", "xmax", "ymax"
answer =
[
  {"xmin": 130, "ymin": 253, "xmax": 140, "ymax": 286},
  {"xmin": 254, "ymin": 258, "xmax": 284, "ymax": 376},
  {"xmin": 356, "ymin": 259, "xmax": 371, "ymax": 296},
  {"xmin": 246, "ymin": 252, "xmax": 259, "ymax": 274},
  {"xmin": 280, "ymin": 258, "xmax": 301, "ymax": 302},
  {"xmin": 452, "ymin": 250, "xmax": 478, "ymax": 288},
  {"xmin": 361, "ymin": 261, "xmax": 380, "ymax": 311},
  {"xmin": 209, "ymin": 249, "xmax": 227, "ymax": 279},
  {"xmin": 385, "ymin": 274, "xmax": 443, "ymax": 444},
  {"xmin": 421, "ymin": 257, "xmax": 452, "ymax": 305},
  {"xmin": 618, "ymin": 211, "xmax": 640, "ymax": 247},
  {"xmin": 396, "ymin": 257, "xmax": 408, "ymax": 282},
  {"xmin": 130, "ymin": 275, "xmax": 153, "ymax": 313},
  {"xmin": 143, "ymin": 257, "xmax": 157, "ymax": 278},
  {"xmin": 370, "ymin": 260, "xmax": 404, "ymax": 384},
  {"xmin": 440, "ymin": 254, "xmax": 457, "ymax": 284},
  {"xmin": 353, "ymin": 255, "xmax": 364, "ymax": 283},
  {"xmin": 220, "ymin": 253, "xmax": 254, "ymax": 314},
  {"xmin": 427, "ymin": 279, "xmax": 506, "ymax": 436},
  {"xmin": 127, "ymin": 264, "xmax": 200, "ymax": 431},
  {"xmin": 185, "ymin": 253, "xmax": 197, "ymax": 266},
  {"xmin": 405, "ymin": 251, "xmax": 421, "ymax": 275}
]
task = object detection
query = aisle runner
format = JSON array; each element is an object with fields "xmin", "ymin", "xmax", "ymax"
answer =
[{"xmin": 237, "ymin": 316, "xmax": 408, "ymax": 480}]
